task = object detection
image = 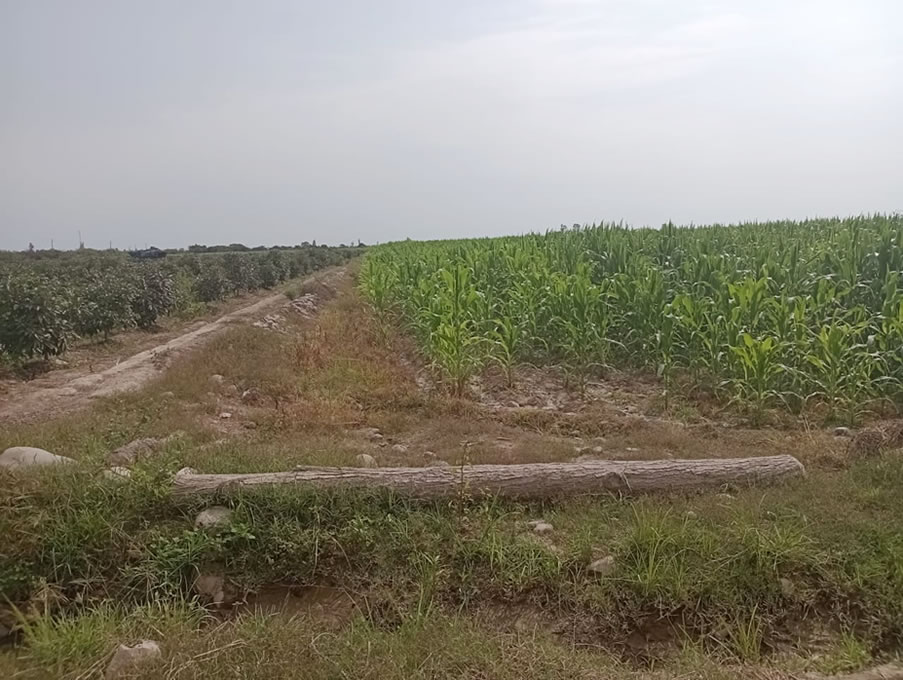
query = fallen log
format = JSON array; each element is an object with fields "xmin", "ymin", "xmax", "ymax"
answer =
[{"xmin": 172, "ymin": 455, "xmax": 804, "ymax": 499}]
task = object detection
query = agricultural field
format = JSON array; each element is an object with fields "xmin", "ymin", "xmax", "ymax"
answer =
[
  {"xmin": 0, "ymin": 245, "xmax": 362, "ymax": 364},
  {"xmin": 361, "ymin": 215, "xmax": 903, "ymax": 424},
  {"xmin": 1, "ymin": 217, "xmax": 903, "ymax": 680}
]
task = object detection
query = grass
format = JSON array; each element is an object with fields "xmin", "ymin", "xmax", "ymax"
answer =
[{"xmin": 2, "ymin": 272, "xmax": 903, "ymax": 677}]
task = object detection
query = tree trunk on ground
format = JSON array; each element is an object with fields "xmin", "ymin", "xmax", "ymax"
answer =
[
  {"xmin": 172, "ymin": 455, "xmax": 804, "ymax": 499},
  {"xmin": 804, "ymin": 664, "xmax": 903, "ymax": 680}
]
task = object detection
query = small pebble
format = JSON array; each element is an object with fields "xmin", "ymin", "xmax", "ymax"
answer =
[
  {"xmin": 355, "ymin": 453, "xmax": 378, "ymax": 468},
  {"xmin": 532, "ymin": 522, "xmax": 554, "ymax": 534},
  {"xmin": 218, "ymin": 412, "xmax": 232, "ymax": 419}
]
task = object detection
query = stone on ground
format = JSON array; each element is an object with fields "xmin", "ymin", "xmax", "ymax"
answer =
[
  {"xmin": 103, "ymin": 466, "xmax": 132, "ymax": 482},
  {"xmin": 588, "ymin": 555, "xmax": 616, "ymax": 576},
  {"xmin": 193, "ymin": 573, "xmax": 226, "ymax": 605},
  {"xmin": 105, "ymin": 640, "xmax": 161, "ymax": 679},
  {"xmin": 209, "ymin": 374, "xmax": 225, "ymax": 386},
  {"xmin": 195, "ymin": 506, "xmax": 233, "ymax": 530},
  {"xmin": 0, "ymin": 446, "xmax": 75, "ymax": 469},
  {"xmin": 107, "ymin": 437, "xmax": 165, "ymax": 467},
  {"xmin": 240, "ymin": 388, "xmax": 261, "ymax": 404},
  {"xmin": 530, "ymin": 521, "xmax": 554, "ymax": 534},
  {"xmin": 355, "ymin": 453, "xmax": 378, "ymax": 468}
]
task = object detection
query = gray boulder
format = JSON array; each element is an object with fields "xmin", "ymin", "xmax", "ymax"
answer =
[
  {"xmin": 194, "ymin": 506, "xmax": 233, "ymax": 530},
  {"xmin": 105, "ymin": 640, "xmax": 161, "ymax": 679},
  {"xmin": 587, "ymin": 555, "xmax": 616, "ymax": 576},
  {"xmin": 355, "ymin": 453, "xmax": 378, "ymax": 468},
  {"xmin": 0, "ymin": 446, "xmax": 75, "ymax": 469},
  {"xmin": 193, "ymin": 573, "xmax": 226, "ymax": 605},
  {"xmin": 528, "ymin": 520, "xmax": 554, "ymax": 534}
]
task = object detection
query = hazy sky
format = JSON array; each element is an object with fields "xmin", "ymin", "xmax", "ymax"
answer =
[{"xmin": 2, "ymin": 0, "xmax": 901, "ymax": 250}]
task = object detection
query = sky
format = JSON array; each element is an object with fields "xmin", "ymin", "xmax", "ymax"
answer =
[{"xmin": 1, "ymin": 0, "xmax": 902, "ymax": 250}]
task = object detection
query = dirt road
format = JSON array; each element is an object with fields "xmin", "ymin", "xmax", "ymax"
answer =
[{"xmin": 0, "ymin": 267, "xmax": 346, "ymax": 424}]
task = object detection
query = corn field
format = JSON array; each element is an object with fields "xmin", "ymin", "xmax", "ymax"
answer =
[{"xmin": 360, "ymin": 215, "xmax": 903, "ymax": 422}]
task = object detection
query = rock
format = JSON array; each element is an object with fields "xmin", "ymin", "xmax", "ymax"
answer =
[
  {"xmin": 391, "ymin": 443, "xmax": 409, "ymax": 453},
  {"xmin": 218, "ymin": 412, "xmax": 232, "ymax": 419},
  {"xmin": 194, "ymin": 506, "xmax": 233, "ymax": 530},
  {"xmin": 240, "ymin": 388, "xmax": 261, "ymax": 404},
  {"xmin": 833, "ymin": 426, "xmax": 851, "ymax": 437},
  {"xmin": 780, "ymin": 577, "xmax": 796, "ymax": 598},
  {"xmin": 107, "ymin": 437, "xmax": 165, "ymax": 467},
  {"xmin": 531, "ymin": 521, "xmax": 554, "ymax": 534},
  {"xmin": 51, "ymin": 357, "xmax": 69, "ymax": 367},
  {"xmin": 225, "ymin": 384, "xmax": 239, "ymax": 397},
  {"xmin": 243, "ymin": 421, "xmax": 258, "ymax": 430},
  {"xmin": 175, "ymin": 467, "xmax": 197, "ymax": 477},
  {"xmin": 105, "ymin": 640, "xmax": 161, "ymax": 679},
  {"xmin": 103, "ymin": 466, "xmax": 132, "ymax": 482},
  {"xmin": 423, "ymin": 451, "xmax": 436, "ymax": 459},
  {"xmin": 0, "ymin": 446, "xmax": 75, "ymax": 469},
  {"xmin": 716, "ymin": 493, "xmax": 735, "ymax": 502},
  {"xmin": 587, "ymin": 555, "xmax": 616, "ymax": 576},
  {"xmin": 685, "ymin": 510, "xmax": 698, "ymax": 520},
  {"xmin": 428, "ymin": 459, "xmax": 451, "ymax": 467},
  {"xmin": 160, "ymin": 391, "xmax": 175, "ymax": 400},
  {"xmin": 357, "ymin": 427, "xmax": 383, "ymax": 441},
  {"xmin": 355, "ymin": 453, "xmax": 378, "ymax": 468},
  {"xmin": 625, "ymin": 447, "xmax": 640, "ymax": 453},
  {"xmin": 209, "ymin": 374, "xmax": 225, "ymax": 386},
  {"xmin": 193, "ymin": 573, "xmax": 226, "ymax": 605}
]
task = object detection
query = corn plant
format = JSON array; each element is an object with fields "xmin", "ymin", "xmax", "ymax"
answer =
[{"xmin": 358, "ymin": 214, "xmax": 903, "ymax": 420}]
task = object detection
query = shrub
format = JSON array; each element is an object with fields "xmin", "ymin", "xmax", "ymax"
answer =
[
  {"xmin": 71, "ymin": 271, "xmax": 136, "ymax": 339},
  {"xmin": 131, "ymin": 268, "xmax": 176, "ymax": 329},
  {"xmin": 193, "ymin": 263, "xmax": 227, "ymax": 303},
  {"xmin": 0, "ymin": 273, "xmax": 71, "ymax": 359}
]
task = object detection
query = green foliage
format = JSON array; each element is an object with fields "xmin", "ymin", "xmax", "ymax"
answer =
[
  {"xmin": 193, "ymin": 262, "xmax": 228, "ymax": 303},
  {"xmin": 360, "ymin": 215, "xmax": 903, "ymax": 417},
  {"xmin": 0, "ymin": 273, "xmax": 71, "ymax": 359},
  {"xmin": 131, "ymin": 267, "xmax": 176, "ymax": 328},
  {"xmin": 71, "ymin": 270, "xmax": 136, "ymax": 339},
  {"xmin": 0, "ymin": 245, "xmax": 363, "ymax": 361}
]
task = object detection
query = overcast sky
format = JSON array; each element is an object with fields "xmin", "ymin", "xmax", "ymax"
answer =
[{"xmin": 2, "ymin": 0, "xmax": 901, "ymax": 250}]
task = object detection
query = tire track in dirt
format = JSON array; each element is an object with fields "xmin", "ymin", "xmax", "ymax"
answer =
[{"xmin": 0, "ymin": 267, "xmax": 347, "ymax": 424}]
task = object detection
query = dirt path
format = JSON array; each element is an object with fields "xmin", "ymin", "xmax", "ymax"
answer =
[{"xmin": 0, "ymin": 267, "xmax": 347, "ymax": 424}]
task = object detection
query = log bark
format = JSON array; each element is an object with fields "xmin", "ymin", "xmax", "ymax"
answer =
[{"xmin": 172, "ymin": 455, "xmax": 804, "ymax": 499}]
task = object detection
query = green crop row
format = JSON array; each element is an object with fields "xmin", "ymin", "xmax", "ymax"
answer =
[
  {"xmin": 360, "ymin": 215, "xmax": 903, "ymax": 422},
  {"xmin": 0, "ymin": 246, "xmax": 361, "ymax": 361}
]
